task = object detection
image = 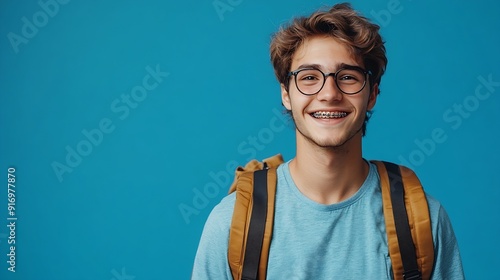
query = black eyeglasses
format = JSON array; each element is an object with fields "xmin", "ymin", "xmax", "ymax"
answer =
[{"xmin": 287, "ymin": 66, "xmax": 372, "ymax": 95}]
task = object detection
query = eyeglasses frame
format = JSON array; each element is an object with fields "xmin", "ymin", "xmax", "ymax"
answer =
[{"xmin": 286, "ymin": 65, "xmax": 372, "ymax": 95}]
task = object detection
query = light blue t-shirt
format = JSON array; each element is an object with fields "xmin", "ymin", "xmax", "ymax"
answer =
[{"xmin": 192, "ymin": 161, "xmax": 464, "ymax": 279}]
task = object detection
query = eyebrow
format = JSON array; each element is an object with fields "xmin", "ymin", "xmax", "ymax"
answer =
[{"xmin": 294, "ymin": 62, "xmax": 361, "ymax": 72}]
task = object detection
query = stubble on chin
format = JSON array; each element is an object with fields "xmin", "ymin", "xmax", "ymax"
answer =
[{"xmin": 292, "ymin": 111, "xmax": 365, "ymax": 152}]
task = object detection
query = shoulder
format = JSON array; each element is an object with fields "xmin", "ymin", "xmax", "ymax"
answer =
[
  {"xmin": 195, "ymin": 193, "xmax": 236, "ymax": 263},
  {"xmin": 192, "ymin": 193, "xmax": 236, "ymax": 279},
  {"xmin": 204, "ymin": 192, "xmax": 236, "ymax": 233},
  {"xmin": 424, "ymin": 193, "xmax": 443, "ymax": 215},
  {"xmin": 423, "ymin": 194, "xmax": 465, "ymax": 278},
  {"xmin": 424, "ymin": 193, "xmax": 450, "ymax": 226},
  {"xmin": 424, "ymin": 193, "xmax": 455, "ymax": 239}
]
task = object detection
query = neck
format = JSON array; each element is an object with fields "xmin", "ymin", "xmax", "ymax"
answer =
[{"xmin": 289, "ymin": 132, "xmax": 369, "ymax": 204}]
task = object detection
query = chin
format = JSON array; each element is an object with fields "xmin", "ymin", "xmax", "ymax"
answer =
[
  {"xmin": 307, "ymin": 135, "xmax": 348, "ymax": 149},
  {"xmin": 317, "ymin": 140, "xmax": 349, "ymax": 149}
]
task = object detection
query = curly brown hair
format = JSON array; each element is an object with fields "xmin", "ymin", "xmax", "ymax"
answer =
[{"xmin": 270, "ymin": 3, "xmax": 387, "ymax": 136}]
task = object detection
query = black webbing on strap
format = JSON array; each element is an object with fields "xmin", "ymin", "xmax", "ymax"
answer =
[
  {"xmin": 241, "ymin": 169, "xmax": 268, "ymax": 280},
  {"xmin": 383, "ymin": 162, "xmax": 422, "ymax": 280}
]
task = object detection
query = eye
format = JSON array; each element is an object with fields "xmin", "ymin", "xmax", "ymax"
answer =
[
  {"xmin": 301, "ymin": 75, "xmax": 319, "ymax": 81},
  {"xmin": 338, "ymin": 74, "xmax": 359, "ymax": 81},
  {"xmin": 337, "ymin": 69, "xmax": 364, "ymax": 84},
  {"xmin": 297, "ymin": 69, "xmax": 322, "ymax": 81}
]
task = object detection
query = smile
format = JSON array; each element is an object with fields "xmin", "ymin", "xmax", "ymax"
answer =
[{"xmin": 311, "ymin": 111, "xmax": 348, "ymax": 119}]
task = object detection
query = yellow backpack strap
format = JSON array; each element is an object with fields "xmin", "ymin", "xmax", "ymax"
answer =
[
  {"xmin": 372, "ymin": 161, "xmax": 434, "ymax": 280},
  {"xmin": 228, "ymin": 154, "xmax": 284, "ymax": 280}
]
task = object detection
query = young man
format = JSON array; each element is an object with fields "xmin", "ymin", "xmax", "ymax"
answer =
[{"xmin": 192, "ymin": 3, "xmax": 464, "ymax": 279}]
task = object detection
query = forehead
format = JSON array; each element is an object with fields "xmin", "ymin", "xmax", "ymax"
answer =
[{"xmin": 291, "ymin": 35, "xmax": 363, "ymax": 70}]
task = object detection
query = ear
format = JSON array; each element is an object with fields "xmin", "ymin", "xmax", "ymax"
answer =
[
  {"xmin": 367, "ymin": 83, "xmax": 379, "ymax": 110},
  {"xmin": 281, "ymin": 83, "xmax": 292, "ymax": 110}
]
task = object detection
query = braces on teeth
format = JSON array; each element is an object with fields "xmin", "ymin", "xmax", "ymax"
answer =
[{"xmin": 313, "ymin": 112, "xmax": 348, "ymax": 118}]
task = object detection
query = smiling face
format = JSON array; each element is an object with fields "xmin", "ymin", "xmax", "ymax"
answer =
[{"xmin": 281, "ymin": 35, "xmax": 378, "ymax": 149}]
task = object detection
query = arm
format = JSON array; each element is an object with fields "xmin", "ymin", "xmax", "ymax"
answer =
[
  {"xmin": 430, "ymin": 203, "xmax": 465, "ymax": 279},
  {"xmin": 191, "ymin": 194, "xmax": 235, "ymax": 280}
]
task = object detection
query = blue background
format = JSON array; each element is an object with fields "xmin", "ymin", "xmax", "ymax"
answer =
[{"xmin": 1, "ymin": 0, "xmax": 499, "ymax": 279}]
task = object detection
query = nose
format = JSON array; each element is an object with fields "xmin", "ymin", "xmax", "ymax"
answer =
[{"xmin": 316, "ymin": 74, "xmax": 343, "ymax": 102}]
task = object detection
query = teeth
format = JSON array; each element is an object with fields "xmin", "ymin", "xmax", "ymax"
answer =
[{"xmin": 312, "ymin": 111, "xmax": 348, "ymax": 119}]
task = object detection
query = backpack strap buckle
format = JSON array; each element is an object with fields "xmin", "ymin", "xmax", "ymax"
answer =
[{"xmin": 403, "ymin": 269, "xmax": 422, "ymax": 280}]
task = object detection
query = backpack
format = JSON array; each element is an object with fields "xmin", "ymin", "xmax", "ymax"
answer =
[{"xmin": 227, "ymin": 154, "xmax": 434, "ymax": 280}]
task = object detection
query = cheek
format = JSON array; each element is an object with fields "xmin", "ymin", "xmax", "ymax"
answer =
[
  {"xmin": 346, "ymin": 95, "xmax": 371, "ymax": 115},
  {"xmin": 357, "ymin": 91, "xmax": 373, "ymax": 108},
  {"xmin": 287, "ymin": 91, "xmax": 309, "ymax": 109}
]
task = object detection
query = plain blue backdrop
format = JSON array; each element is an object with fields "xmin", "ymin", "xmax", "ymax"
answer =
[{"xmin": 1, "ymin": 0, "xmax": 499, "ymax": 279}]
